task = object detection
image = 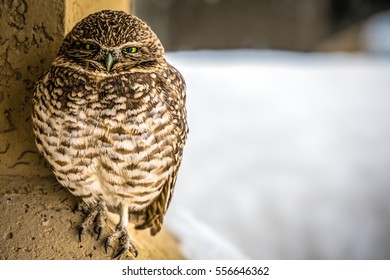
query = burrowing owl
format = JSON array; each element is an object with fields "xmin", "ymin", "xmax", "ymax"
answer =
[{"xmin": 32, "ymin": 10, "xmax": 188, "ymax": 258}]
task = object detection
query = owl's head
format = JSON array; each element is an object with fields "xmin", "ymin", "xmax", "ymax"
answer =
[{"xmin": 58, "ymin": 10, "xmax": 165, "ymax": 73}]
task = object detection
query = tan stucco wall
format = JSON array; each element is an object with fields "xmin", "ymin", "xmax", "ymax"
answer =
[
  {"xmin": 0, "ymin": 0, "xmax": 184, "ymax": 260},
  {"xmin": 0, "ymin": 0, "xmax": 131, "ymax": 175},
  {"xmin": 0, "ymin": 175, "xmax": 183, "ymax": 260},
  {"xmin": 65, "ymin": 0, "xmax": 131, "ymax": 34}
]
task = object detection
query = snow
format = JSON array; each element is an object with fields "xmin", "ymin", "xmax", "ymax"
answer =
[{"xmin": 163, "ymin": 49, "xmax": 390, "ymax": 260}]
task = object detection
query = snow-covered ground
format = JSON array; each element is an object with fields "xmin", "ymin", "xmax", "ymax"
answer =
[{"xmin": 164, "ymin": 50, "xmax": 390, "ymax": 259}]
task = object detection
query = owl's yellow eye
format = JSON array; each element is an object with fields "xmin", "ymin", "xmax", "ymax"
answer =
[
  {"xmin": 83, "ymin": 43, "xmax": 97, "ymax": 50},
  {"xmin": 124, "ymin": 47, "xmax": 138, "ymax": 54}
]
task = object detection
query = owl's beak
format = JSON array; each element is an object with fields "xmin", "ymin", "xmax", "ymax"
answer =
[{"xmin": 105, "ymin": 52, "xmax": 115, "ymax": 72}]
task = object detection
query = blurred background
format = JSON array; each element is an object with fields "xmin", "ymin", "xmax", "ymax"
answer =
[
  {"xmin": 130, "ymin": 0, "xmax": 390, "ymax": 260},
  {"xmin": 133, "ymin": 0, "xmax": 390, "ymax": 53}
]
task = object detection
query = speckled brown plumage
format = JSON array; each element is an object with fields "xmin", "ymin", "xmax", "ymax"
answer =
[{"xmin": 31, "ymin": 10, "xmax": 188, "ymax": 258}]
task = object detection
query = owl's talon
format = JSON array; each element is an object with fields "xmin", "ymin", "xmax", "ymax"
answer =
[
  {"xmin": 96, "ymin": 227, "xmax": 103, "ymax": 240},
  {"xmin": 77, "ymin": 200, "xmax": 107, "ymax": 243},
  {"xmin": 104, "ymin": 238, "xmax": 110, "ymax": 253},
  {"xmin": 113, "ymin": 247, "xmax": 127, "ymax": 259},
  {"xmin": 132, "ymin": 246, "xmax": 139, "ymax": 258},
  {"xmin": 105, "ymin": 225, "xmax": 138, "ymax": 259},
  {"xmin": 78, "ymin": 226, "xmax": 84, "ymax": 242}
]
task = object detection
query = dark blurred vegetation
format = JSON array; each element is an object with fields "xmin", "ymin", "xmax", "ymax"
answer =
[{"xmin": 133, "ymin": 0, "xmax": 390, "ymax": 52}]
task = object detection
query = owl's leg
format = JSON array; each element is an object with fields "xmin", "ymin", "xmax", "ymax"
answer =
[
  {"xmin": 78, "ymin": 200, "xmax": 107, "ymax": 241},
  {"xmin": 104, "ymin": 204, "xmax": 138, "ymax": 259}
]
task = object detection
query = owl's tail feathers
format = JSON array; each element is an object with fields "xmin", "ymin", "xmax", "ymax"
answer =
[
  {"xmin": 134, "ymin": 206, "xmax": 163, "ymax": 236},
  {"xmin": 133, "ymin": 186, "xmax": 169, "ymax": 235}
]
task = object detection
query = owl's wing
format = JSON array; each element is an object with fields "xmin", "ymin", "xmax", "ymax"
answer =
[{"xmin": 135, "ymin": 65, "xmax": 188, "ymax": 235}]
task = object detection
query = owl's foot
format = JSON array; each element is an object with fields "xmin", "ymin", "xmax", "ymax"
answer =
[
  {"xmin": 105, "ymin": 225, "xmax": 138, "ymax": 259},
  {"xmin": 78, "ymin": 200, "xmax": 107, "ymax": 242}
]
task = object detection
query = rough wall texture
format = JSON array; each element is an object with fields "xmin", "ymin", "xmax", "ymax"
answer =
[
  {"xmin": 0, "ymin": 0, "xmax": 131, "ymax": 176},
  {"xmin": 0, "ymin": 0, "xmax": 64, "ymax": 176},
  {"xmin": 0, "ymin": 176, "xmax": 183, "ymax": 259},
  {"xmin": 0, "ymin": 0, "xmax": 183, "ymax": 260}
]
